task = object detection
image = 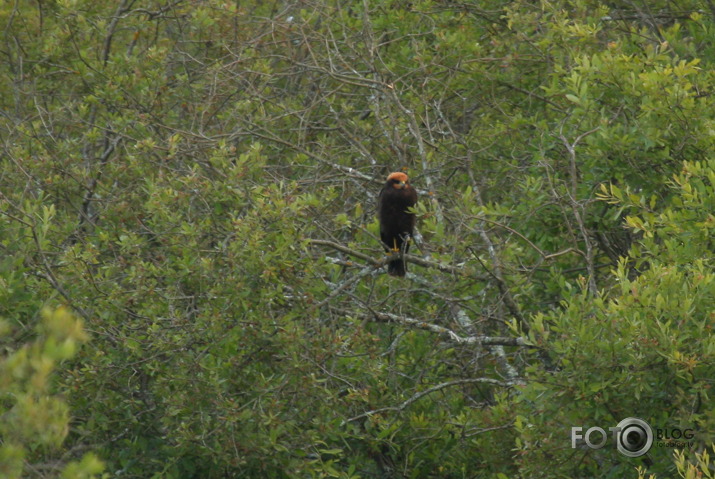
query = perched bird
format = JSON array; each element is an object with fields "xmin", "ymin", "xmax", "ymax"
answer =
[{"xmin": 378, "ymin": 172, "xmax": 418, "ymax": 276}]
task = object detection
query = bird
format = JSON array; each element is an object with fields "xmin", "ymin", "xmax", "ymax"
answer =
[{"xmin": 378, "ymin": 172, "xmax": 418, "ymax": 276}]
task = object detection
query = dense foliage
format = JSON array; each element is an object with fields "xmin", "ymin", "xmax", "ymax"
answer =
[{"xmin": 1, "ymin": 0, "xmax": 714, "ymax": 477}]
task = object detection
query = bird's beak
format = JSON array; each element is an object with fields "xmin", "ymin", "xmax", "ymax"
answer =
[{"xmin": 398, "ymin": 181, "xmax": 407, "ymax": 189}]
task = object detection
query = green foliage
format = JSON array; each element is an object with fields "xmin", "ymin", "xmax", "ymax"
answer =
[
  {"xmin": 1, "ymin": 0, "xmax": 715, "ymax": 477},
  {"xmin": 517, "ymin": 160, "xmax": 715, "ymax": 477},
  {"xmin": 0, "ymin": 307, "xmax": 103, "ymax": 478},
  {"xmin": 639, "ymin": 446, "xmax": 715, "ymax": 479}
]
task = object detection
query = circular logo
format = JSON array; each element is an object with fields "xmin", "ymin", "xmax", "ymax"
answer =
[{"xmin": 616, "ymin": 417, "xmax": 653, "ymax": 457}]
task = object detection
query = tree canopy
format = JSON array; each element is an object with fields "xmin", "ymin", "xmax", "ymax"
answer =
[{"xmin": 1, "ymin": 0, "xmax": 714, "ymax": 477}]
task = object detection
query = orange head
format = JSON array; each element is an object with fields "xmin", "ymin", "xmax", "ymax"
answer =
[{"xmin": 386, "ymin": 172, "xmax": 410, "ymax": 189}]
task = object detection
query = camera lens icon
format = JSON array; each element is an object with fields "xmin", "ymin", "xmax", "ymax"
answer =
[{"xmin": 616, "ymin": 418, "xmax": 653, "ymax": 457}]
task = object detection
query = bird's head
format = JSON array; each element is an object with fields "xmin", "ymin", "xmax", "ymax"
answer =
[{"xmin": 386, "ymin": 172, "xmax": 410, "ymax": 190}]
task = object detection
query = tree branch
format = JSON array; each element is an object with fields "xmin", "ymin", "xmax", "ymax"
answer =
[
  {"xmin": 560, "ymin": 126, "xmax": 600, "ymax": 296},
  {"xmin": 364, "ymin": 309, "xmax": 532, "ymax": 347},
  {"xmin": 102, "ymin": 0, "xmax": 134, "ymax": 66},
  {"xmin": 343, "ymin": 378, "xmax": 514, "ymax": 424},
  {"xmin": 467, "ymin": 168, "xmax": 530, "ymax": 334},
  {"xmin": 309, "ymin": 238, "xmax": 476, "ymax": 276},
  {"xmin": 309, "ymin": 239, "xmax": 380, "ymax": 266}
]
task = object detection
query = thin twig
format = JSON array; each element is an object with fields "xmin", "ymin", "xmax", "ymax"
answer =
[
  {"xmin": 560, "ymin": 126, "xmax": 600, "ymax": 295},
  {"xmin": 343, "ymin": 378, "xmax": 515, "ymax": 424},
  {"xmin": 467, "ymin": 169, "xmax": 529, "ymax": 333}
]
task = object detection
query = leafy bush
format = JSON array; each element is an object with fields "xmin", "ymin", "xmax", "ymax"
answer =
[{"xmin": 1, "ymin": 0, "xmax": 714, "ymax": 477}]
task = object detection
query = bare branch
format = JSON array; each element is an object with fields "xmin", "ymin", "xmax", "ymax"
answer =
[
  {"xmin": 30, "ymin": 228, "xmax": 91, "ymax": 322},
  {"xmin": 472, "ymin": 216, "xmax": 581, "ymax": 262},
  {"xmin": 102, "ymin": 0, "xmax": 135, "ymax": 66},
  {"xmin": 309, "ymin": 238, "xmax": 477, "ymax": 277},
  {"xmin": 343, "ymin": 378, "xmax": 515, "ymax": 424},
  {"xmin": 238, "ymin": 126, "xmax": 377, "ymax": 183},
  {"xmin": 365, "ymin": 309, "xmax": 532, "ymax": 348},
  {"xmin": 497, "ymin": 81, "xmax": 566, "ymax": 112},
  {"xmin": 560, "ymin": 126, "xmax": 601, "ymax": 295},
  {"xmin": 312, "ymin": 265, "xmax": 375, "ymax": 310},
  {"xmin": 467, "ymin": 168, "xmax": 530, "ymax": 333},
  {"xmin": 309, "ymin": 239, "xmax": 380, "ymax": 266}
]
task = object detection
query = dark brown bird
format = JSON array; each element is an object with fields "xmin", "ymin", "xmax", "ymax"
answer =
[{"xmin": 378, "ymin": 172, "xmax": 418, "ymax": 276}]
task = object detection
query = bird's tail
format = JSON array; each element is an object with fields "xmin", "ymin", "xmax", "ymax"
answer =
[{"xmin": 387, "ymin": 258, "xmax": 406, "ymax": 277}]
